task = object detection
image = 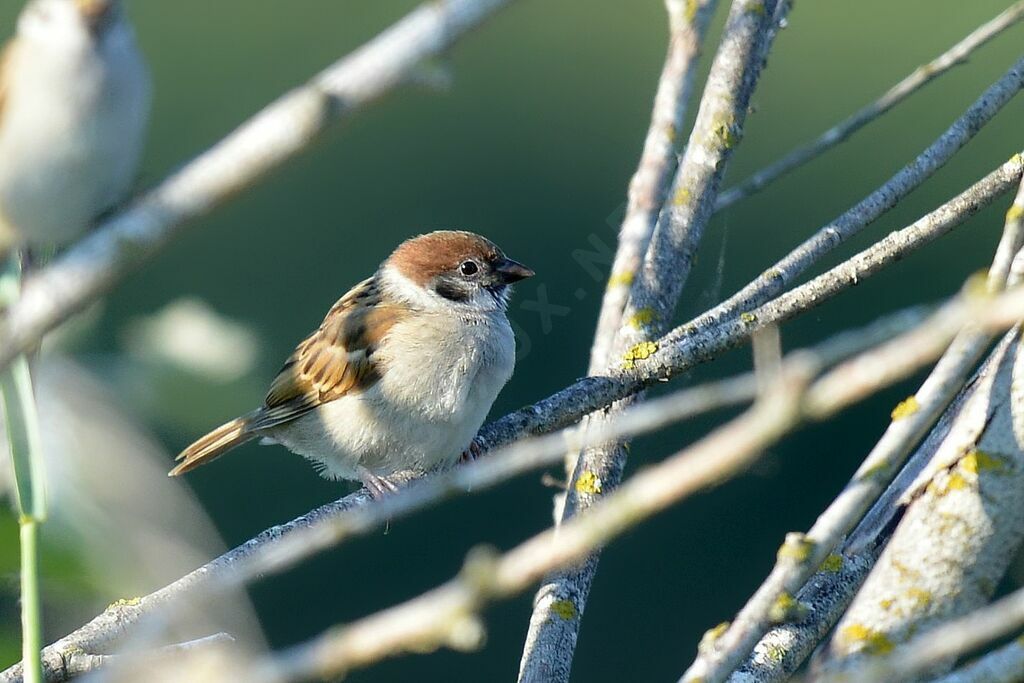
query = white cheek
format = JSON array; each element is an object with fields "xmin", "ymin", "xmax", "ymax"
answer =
[{"xmin": 380, "ymin": 265, "xmax": 445, "ymax": 310}]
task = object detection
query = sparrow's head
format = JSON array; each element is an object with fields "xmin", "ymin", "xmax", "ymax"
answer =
[
  {"xmin": 385, "ymin": 230, "xmax": 534, "ymax": 312},
  {"xmin": 19, "ymin": 0, "xmax": 121, "ymax": 44}
]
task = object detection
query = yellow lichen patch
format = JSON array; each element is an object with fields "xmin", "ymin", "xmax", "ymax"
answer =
[
  {"xmin": 551, "ymin": 599, "xmax": 577, "ymax": 620},
  {"xmin": 768, "ymin": 592, "xmax": 805, "ymax": 623},
  {"xmin": 1006, "ymin": 204, "xmax": 1024, "ymax": 223},
  {"xmin": 673, "ymin": 186, "xmax": 692, "ymax": 206},
  {"xmin": 698, "ymin": 621, "xmax": 730, "ymax": 654},
  {"xmin": 857, "ymin": 462, "xmax": 889, "ymax": 483},
  {"xmin": 839, "ymin": 624, "xmax": 894, "ymax": 655},
  {"xmin": 739, "ymin": 311, "xmax": 757, "ymax": 324},
  {"xmin": 764, "ymin": 643, "xmax": 786, "ymax": 664},
  {"xmin": 666, "ymin": 123, "xmax": 678, "ymax": 143},
  {"xmin": 905, "ymin": 587, "xmax": 932, "ymax": 609},
  {"xmin": 575, "ymin": 470, "xmax": 603, "ymax": 495},
  {"xmin": 710, "ymin": 113, "xmax": 740, "ymax": 149},
  {"xmin": 945, "ymin": 471, "xmax": 969, "ymax": 491},
  {"xmin": 107, "ymin": 597, "xmax": 142, "ymax": 610},
  {"xmin": 879, "ymin": 598, "xmax": 894, "ymax": 610},
  {"xmin": 963, "ymin": 269, "xmax": 991, "ymax": 299},
  {"xmin": 890, "ymin": 396, "xmax": 919, "ymax": 421},
  {"xmin": 961, "ymin": 450, "xmax": 1005, "ymax": 475},
  {"xmin": 744, "ymin": 0, "xmax": 767, "ymax": 17},
  {"xmin": 623, "ymin": 341, "xmax": 658, "ymax": 369},
  {"xmin": 819, "ymin": 553, "xmax": 843, "ymax": 573},
  {"xmin": 683, "ymin": 0, "xmax": 698, "ymax": 22},
  {"xmin": 628, "ymin": 308, "xmax": 658, "ymax": 329},
  {"xmin": 929, "ymin": 469, "xmax": 970, "ymax": 496},
  {"xmin": 777, "ymin": 532, "xmax": 815, "ymax": 563},
  {"xmin": 607, "ymin": 270, "xmax": 635, "ymax": 288}
]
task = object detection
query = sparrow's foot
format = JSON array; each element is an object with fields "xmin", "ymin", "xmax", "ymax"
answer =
[
  {"xmin": 459, "ymin": 437, "xmax": 485, "ymax": 465},
  {"xmin": 358, "ymin": 466, "xmax": 400, "ymax": 500}
]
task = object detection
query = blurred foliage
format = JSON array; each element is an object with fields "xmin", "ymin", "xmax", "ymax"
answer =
[{"xmin": 0, "ymin": 0, "xmax": 1021, "ymax": 680}]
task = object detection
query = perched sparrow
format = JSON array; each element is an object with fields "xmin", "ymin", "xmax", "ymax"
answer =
[
  {"xmin": 171, "ymin": 231, "xmax": 534, "ymax": 496},
  {"xmin": 0, "ymin": 0, "xmax": 151, "ymax": 252}
]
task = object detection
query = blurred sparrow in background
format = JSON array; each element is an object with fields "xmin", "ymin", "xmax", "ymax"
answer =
[
  {"xmin": 171, "ymin": 231, "xmax": 534, "ymax": 496},
  {"xmin": 0, "ymin": 0, "xmax": 151, "ymax": 253}
]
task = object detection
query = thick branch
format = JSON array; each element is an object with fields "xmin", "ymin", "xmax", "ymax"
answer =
[
  {"xmin": 589, "ymin": 0, "xmax": 719, "ymax": 368},
  {"xmin": 519, "ymin": 1, "xmax": 790, "ymax": 679}
]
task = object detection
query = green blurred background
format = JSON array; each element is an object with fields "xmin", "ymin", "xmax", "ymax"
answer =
[{"xmin": 1, "ymin": 1, "xmax": 1023, "ymax": 680}]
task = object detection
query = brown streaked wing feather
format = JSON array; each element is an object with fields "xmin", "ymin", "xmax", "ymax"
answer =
[{"xmin": 254, "ymin": 278, "xmax": 406, "ymax": 430}]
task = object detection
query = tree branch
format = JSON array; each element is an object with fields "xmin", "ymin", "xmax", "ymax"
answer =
[
  {"xmin": 519, "ymin": 1, "xmax": 791, "ymax": 678},
  {"xmin": 714, "ymin": 0, "xmax": 1024, "ymax": 210},
  {"xmin": 589, "ymin": 0, "xmax": 720, "ymax": 368}
]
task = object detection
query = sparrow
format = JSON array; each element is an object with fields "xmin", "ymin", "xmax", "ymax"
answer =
[
  {"xmin": 0, "ymin": 0, "xmax": 151, "ymax": 253},
  {"xmin": 170, "ymin": 231, "xmax": 534, "ymax": 496}
]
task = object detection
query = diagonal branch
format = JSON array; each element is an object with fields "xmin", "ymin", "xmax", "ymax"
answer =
[
  {"xmin": 0, "ymin": 0, "xmax": 518, "ymax": 374},
  {"xmin": 714, "ymin": 0, "xmax": 1024, "ymax": 211}
]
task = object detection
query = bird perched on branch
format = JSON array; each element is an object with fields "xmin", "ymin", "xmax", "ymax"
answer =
[
  {"xmin": 171, "ymin": 231, "xmax": 534, "ymax": 497},
  {"xmin": 0, "ymin": 0, "xmax": 151, "ymax": 253}
]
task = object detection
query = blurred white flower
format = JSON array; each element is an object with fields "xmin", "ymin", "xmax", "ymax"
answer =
[{"xmin": 121, "ymin": 299, "xmax": 260, "ymax": 382}]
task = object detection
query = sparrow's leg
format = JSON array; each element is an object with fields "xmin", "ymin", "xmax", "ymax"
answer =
[
  {"xmin": 459, "ymin": 437, "xmax": 485, "ymax": 465},
  {"xmin": 357, "ymin": 466, "xmax": 399, "ymax": 499}
]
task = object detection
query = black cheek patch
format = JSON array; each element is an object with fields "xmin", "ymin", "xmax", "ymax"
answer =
[{"xmin": 433, "ymin": 277, "xmax": 471, "ymax": 302}]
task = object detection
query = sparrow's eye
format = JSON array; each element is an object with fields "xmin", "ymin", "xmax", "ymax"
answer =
[{"xmin": 459, "ymin": 260, "xmax": 480, "ymax": 277}]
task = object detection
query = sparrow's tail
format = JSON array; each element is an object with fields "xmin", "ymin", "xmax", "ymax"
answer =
[{"xmin": 169, "ymin": 413, "xmax": 257, "ymax": 476}]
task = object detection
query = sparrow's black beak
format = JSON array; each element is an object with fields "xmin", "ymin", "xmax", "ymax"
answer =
[{"xmin": 496, "ymin": 258, "xmax": 535, "ymax": 284}]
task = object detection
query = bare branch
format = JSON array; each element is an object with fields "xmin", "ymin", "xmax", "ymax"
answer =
[
  {"xmin": 676, "ymin": 55, "xmax": 1024, "ymax": 341},
  {"xmin": 0, "ymin": 0, "xmax": 517, "ymax": 374},
  {"xmin": 815, "ymin": 583, "xmax": 1024, "ymax": 683},
  {"xmin": 519, "ymin": 1, "xmax": 791, "ymax": 678},
  {"xmin": 715, "ymin": 0, "xmax": 1024, "ymax": 210},
  {"xmin": 929, "ymin": 636, "xmax": 1024, "ymax": 683},
  {"xmin": 60, "ymin": 634, "xmax": 234, "ymax": 679},
  {"xmin": 590, "ymin": 0, "xmax": 720, "ymax": 368}
]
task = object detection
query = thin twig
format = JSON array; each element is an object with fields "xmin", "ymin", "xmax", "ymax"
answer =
[
  {"xmin": 0, "ymin": 0, "xmax": 518, "ymax": 374},
  {"xmin": 63, "ymin": 633, "xmax": 234, "ymax": 679},
  {"xmin": 928, "ymin": 635, "xmax": 1024, "ymax": 683},
  {"xmin": 714, "ymin": 0, "xmax": 1024, "ymax": 210}
]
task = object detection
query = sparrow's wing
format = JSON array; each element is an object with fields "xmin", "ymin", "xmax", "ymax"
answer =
[{"xmin": 253, "ymin": 277, "xmax": 405, "ymax": 430}]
